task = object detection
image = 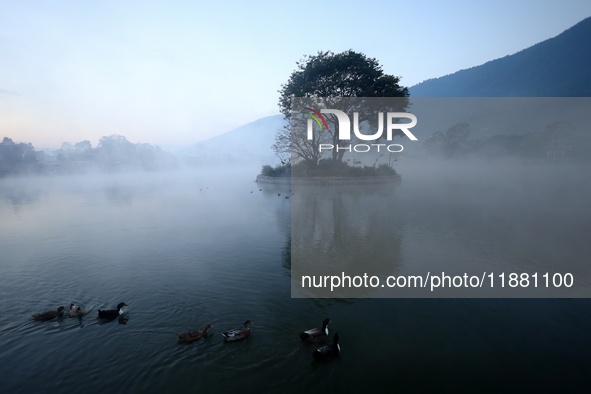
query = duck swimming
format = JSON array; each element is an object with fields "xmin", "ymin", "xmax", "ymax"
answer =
[
  {"xmin": 32, "ymin": 306, "xmax": 66, "ymax": 321},
  {"xmin": 299, "ymin": 318, "xmax": 331, "ymax": 343},
  {"xmin": 69, "ymin": 303, "xmax": 84, "ymax": 317},
  {"xmin": 177, "ymin": 324, "xmax": 213, "ymax": 342},
  {"xmin": 312, "ymin": 333, "xmax": 340, "ymax": 361},
  {"xmin": 98, "ymin": 303, "xmax": 128, "ymax": 319},
  {"xmin": 221, "ymin": 320, "xmax": 253, "ymax": 341}
]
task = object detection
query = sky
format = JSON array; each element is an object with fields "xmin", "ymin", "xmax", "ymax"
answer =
[{"xmin": 1, "ymin": 0, "xmax": 590, "ymax": 148}]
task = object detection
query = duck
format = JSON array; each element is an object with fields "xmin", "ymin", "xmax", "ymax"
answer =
[
  {"xmin": 69, "ymin": 303, "xmax": 84, "ymax": 317},
  {"xmin": 98, "ymin": 303, "xmax": 128, "ymax": 319},
  {"xmin": 299, "ymin": 318, "xmax": 331, "ymax": 343},
  {"xmin": 177, "ymin": 324, "xmax": 213, "ymax": 342},
  {"xmin": 312, "ymin": 333, "xmax": 340, "ymax": 361},
  {"xmin": 32, "ymin": 306, "xmax": 66, "ymax": 321},
  {"xmin": 221, "ymin": 320, "xmax": 253, "ymax": 341}
]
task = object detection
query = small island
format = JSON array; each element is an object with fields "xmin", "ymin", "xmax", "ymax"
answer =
[
  {"xmin": 258, "ymin": 50, "xmax": 407, "ymax": 186},
  {"xmin": 256, "ymin": 160, "xmax": 401, "ymax": 185}
]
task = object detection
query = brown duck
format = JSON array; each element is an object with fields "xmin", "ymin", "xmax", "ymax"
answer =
[
  {"xmin": 177, "ymin": 324, "xmax": 213, "ymax": 342},
  {"xmin": 33, "ymin": 306, "xmax": 66, "ymax": 321}
]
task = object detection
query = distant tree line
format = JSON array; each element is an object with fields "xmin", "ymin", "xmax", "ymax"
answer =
[
  {"xmin": 54, "ymin": 134, "xmax": 176, "ymax": 170},
  {"xmin": 0, "ymin": 137, "xmax": 40, "ymax": 176},
  {"xmin": 0, "ymin": 134, "xmax": 177, "ymax": 177},
  {"xmin": 423, "ymin": 121, "xmax": 590, "ymax": 161}
]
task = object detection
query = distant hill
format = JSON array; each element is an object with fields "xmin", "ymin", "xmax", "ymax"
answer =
[
  {"xmin": 198, "ymin": 115, "xmax": 285, "ymax": 155},
  {"xmin": 172, "ymin": 18, "xmax": 591, "ymax": 163},
  {"xmin": 410, "ymin": 17, "xmax": 591, "ymax": 97},
  {"xmin": 171, "ymin": 115, "xmax": 286, "ymax": 165}
]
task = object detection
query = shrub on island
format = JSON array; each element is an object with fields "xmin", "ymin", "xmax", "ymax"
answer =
[{"xmin": 260, "ymin": 160, "xmax": 397, "ymax": 178}]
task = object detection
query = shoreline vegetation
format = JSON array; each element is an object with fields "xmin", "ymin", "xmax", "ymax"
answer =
[
  {"xmin": 0, "ymin": 135, "xmax": 178, "ymax": 178},
  {"xmin": 256, "ymin": 173, "xmax": 400, "ymax": 185},
  {"xmin": 260, "ymin": 160, "xmax": 398, "ymax": 179}
]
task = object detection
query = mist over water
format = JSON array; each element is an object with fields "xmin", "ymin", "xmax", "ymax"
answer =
[
  {"xmin": 292, "ymin": 157, "xmax": 591, "ymax": 297},
  {"xmin": 1, "ymin": 160, "xmax": 590, "ymax": 392}
]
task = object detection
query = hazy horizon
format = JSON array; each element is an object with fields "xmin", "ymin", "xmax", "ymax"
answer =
[{"xmin": 2, "ymin": 1, "xmax": 591, "ymax": 148}]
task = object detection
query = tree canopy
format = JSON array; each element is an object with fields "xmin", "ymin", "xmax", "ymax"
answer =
[
  {"xmin": 278, "ymin": 50, "xmax": 409, "ymax": 115},
  {"xmin": 274, "ymin": 50, "xmax": 409, "ymax": 165}
]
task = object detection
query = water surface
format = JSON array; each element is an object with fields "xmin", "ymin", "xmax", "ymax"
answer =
[{"xmin": 1, "ymin": 163, "xmax": 590, "ymax": 393}]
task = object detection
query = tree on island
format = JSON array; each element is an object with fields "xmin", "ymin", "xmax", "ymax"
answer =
[{"xmin": 273, "ymin": 50, "xmax": 410, "ymax": 168}]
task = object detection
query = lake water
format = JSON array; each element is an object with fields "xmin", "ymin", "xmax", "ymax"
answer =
[
  {"xmin": 1, "ymin": 162, "xmax": 590, "ymax": 393},
  {"xmin": 292, "ymin": 158, "xmax": 591, "ymax": 297}
]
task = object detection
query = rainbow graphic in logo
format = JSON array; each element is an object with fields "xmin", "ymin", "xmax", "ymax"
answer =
[{"xmin": 304, "ymin": 108, "xmax": 329, "ymax": 132}]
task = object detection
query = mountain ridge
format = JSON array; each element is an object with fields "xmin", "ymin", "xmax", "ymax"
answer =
[
  {"xmin": 410, "ymin": 17, "xmax": 591, "ymax": 97},
  {"xmin": 179, "ymin": 18, "xmax": 591, "ymax": 161}
]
